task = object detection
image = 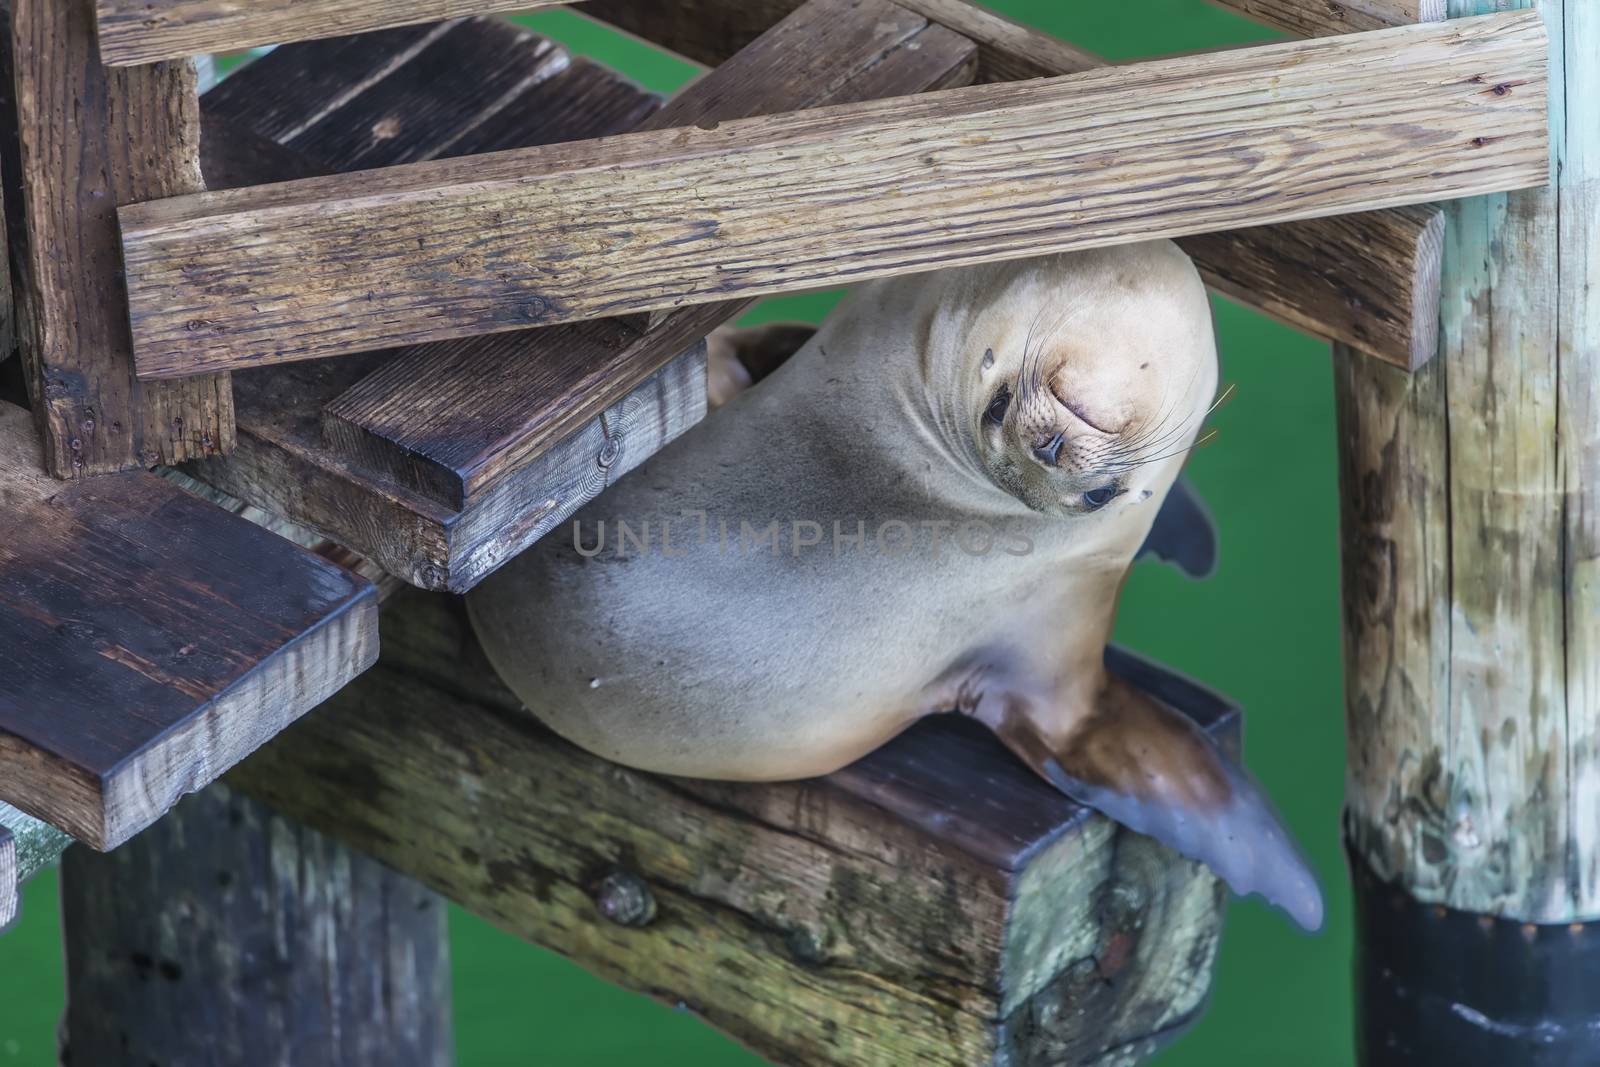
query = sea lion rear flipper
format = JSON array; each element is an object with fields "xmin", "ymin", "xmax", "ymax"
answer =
[
  {"xmin": 992, "ymin": 674, "xmax": 1323, "ymax": 932},
  {"xmin": 1135, "ymin": 476, "xmax": 1217, "ymax": 578}
]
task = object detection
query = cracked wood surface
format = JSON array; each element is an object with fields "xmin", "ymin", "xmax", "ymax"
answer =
[
  {"xmin": 3, "ymin": 0, "xmax": 231, "ymax": 476},
  {"xmin": 121, "ymin": 12, "xmax": 1545, "ymax": 379},
  {"xmin": 1337, "ymin": 0, "xmax": 1599, "ymax": 921}
]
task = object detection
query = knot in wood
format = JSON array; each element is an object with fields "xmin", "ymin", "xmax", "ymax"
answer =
[{"xmin": 594, "ymin": 869, "xmax": 655, "ymax": 927}]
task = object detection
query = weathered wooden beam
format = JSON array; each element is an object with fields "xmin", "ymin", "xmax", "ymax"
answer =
[
  {"xmin": 230, "ymin": 590, "xmax": 1230, "ymax": 1067},
  {"xmin": 1336, "ymin": 2, "xmax": 1596, "ymax": 1062},
  {"xmin": 180, "ymin": 19, "xmax": 705, "ymax": 591},
  {"xmin": 1210, "ymin": 0, "xmax": 1444, "ymax": 39},
  {"xmin": 92, "ymin": 0, "xmax": 567, "ymax": 66},
  {"xmin": 3, "ymin": 0, "xmax": 231, "ymax": 476},
  {"xmin": 0, "ymin": 400, "xmax": 378, "ymax": 850},
  {"xmin": 0, "ymin": 799, "xmax": 71, "ymax": 931},
  {"xmin": 121, "ymin": 12, "xmax": 1546, "ymax": 380},
  {"xmin": 60, "ymin": 784, "xmax": 453, "ymax": 1066},
  {"xmin": 316, "ymin": 0, "xmax": 975, "ymax": 511},
  {"xmin": 588, "ymin": 0, "xmax": 1452, "ymax": 368}
]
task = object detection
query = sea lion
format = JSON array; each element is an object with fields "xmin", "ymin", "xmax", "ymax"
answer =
[{"xmin": 468, "ymin": 240, "xmax": 1323, "ymax": 931}]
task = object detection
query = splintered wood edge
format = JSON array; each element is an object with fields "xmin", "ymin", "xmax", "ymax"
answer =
[
  {"xmin": 92, "ymin": 0, "xmax": 569, "ymax": 65},
  {"xmin": 91, "ymin": 599, "xmax": 379, "ymax": 851},
  {"xmin": 0, "ymin": 799, "xmax": 73, "ymax": 931}
]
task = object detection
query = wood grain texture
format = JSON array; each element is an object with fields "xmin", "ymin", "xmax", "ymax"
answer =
[
  {"xmin": 121, "ymin": 12, "xmax": 1548, "ymax": 379},
  {"xmin": 6, "ymin": 0, "xmax": 231, "ymax": 476},
  {"xmin": 59, "ymin": 784, "xmax": 452, "ymax": 1067},
  {"xmin": 0, "ymin": 401, "xmax": 378, "ymax": 850},
  {"xmin": 92, "ymin": 0, "xmax": 567, "ymax": 65},
  {"xmin": 182, "ymin": 19, "xmax": 705, "ymax": 591},
  {"xmin": 230, "ymin": 591, "xmax": 1231, "ymax": 1067},
  {"xmin": 319, "ymin": 0, "xmax": 977, "ymax": 510},
  {"xmin": 1181, "ymin": 204, "xmax": 1446, "ymax": 370},
  {"xmin": 1339, "ymin": 1, "xmax": 1599, "ymax": 922},
  {"xmin": 589, "ymin": 0, "xmax": 1452, "ymax": 367},
  {"xmin": 1210, "ymin": 0, "xmax": 1445, "ymax": 38}
]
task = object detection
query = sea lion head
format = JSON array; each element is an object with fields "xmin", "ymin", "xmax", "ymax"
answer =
[{"xmin": 959, "ymin": 241, "xmax": 1219, "ymax": 527}]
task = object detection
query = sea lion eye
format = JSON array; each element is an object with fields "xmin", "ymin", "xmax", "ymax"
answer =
[
  {"xmin": 1082, "ymin": 484, "xmax": 1120, "ymax": 511},
  {"xmin": 985, "ymin": 384, "xmax": 1011, "ymax": 426}
]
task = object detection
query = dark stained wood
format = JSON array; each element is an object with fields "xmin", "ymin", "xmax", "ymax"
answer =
[
  {"xmin": 60, "ymin": 784, "xmax": 452, "ymax": 1066},
  {"xmin": 182, "ymin": 19, "xmax": 704, "ymax": 591},
  {"xmin": 92, "ymin": 0, "xmax": 565, "ymax": 66},
  {"xmin": 0, "ymin": 401, "xmax": 378, "ymax": 850},
  {"xmin": 316, "ymin": 0, "xmax": 976, "ymax": 510},
  {"xmin": 586, "ymin": 0, "xmax": 1452, "ymax": 369},
  {"xmin": 230, "ymin": 590, "xmax": 1232, "ymax": 1067},
  {"xmin": 119, "ymin": 14, "xmax": 1545, "ymax": 381},
  {"xmin": 5, "ymin": 0, "xmax": 231, "ymax": 477}
]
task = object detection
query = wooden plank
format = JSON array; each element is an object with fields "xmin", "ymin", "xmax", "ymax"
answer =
[
  {"xmin": 317, "ymin": 0, "xmax": 976, "ymax": 510},
  {"xmin": 180, "ymin": 20, "xmax": 706, "ymax": 591},
  {"xmin": 121, "ymin": 12, "xmax": 1547, "ymax": 380},
  {"xmin": 0, "ymin": 800, "xmax": 72, "ymax": 932},
  {"xmin": 1210, "ymin": 0, "xmax": 1444, "ymax": 39},
  {"xmin": 230, "ymin": 590, "xmax": 1232, "ymax": 1067},
  {"xmin": 589, "ymin": 0, "xmax": 1452, "ymax": 368},
  {"xmin": 92, "ymin": 0, "xmax": 566, "ymax": 66},
  {"xmin": 60, "ymin": 784, "xmax": 453, "ymax": 1066},
  {"xmin": 5, "ymin": 0, "xmax": 231, "ymax": 477},
  {"xmin": 0, "ymin": 401, "xmax": 378, "ymax": 850}
]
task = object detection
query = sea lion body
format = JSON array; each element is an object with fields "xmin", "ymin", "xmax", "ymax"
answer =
[{"xmin": 469, "ymin": 242, "xmax": 1324, "ymax": 930}]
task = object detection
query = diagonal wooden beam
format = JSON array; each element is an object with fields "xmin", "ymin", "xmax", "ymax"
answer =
[
  {"xmin": 587, "ymin": 0, "xmax": 1454, "ymax": 369},
  {"xmin": 1209, "ymin": 0, "xmax": 1444, "ymax": 40},
  {"xmin": 121, "ymin": 12, "xmax": 1545, "ymax": 381},
  {"xmin": 317, "ymin": 0, "xmax": 975, "ymax": 511},
  {"xmin": 230, "ymin": 590, "xmax": 1233, "ymax": 1067},
  {"xmin": 92, "ymin": 0, "xmax": 567, "ymax": 66},
  {"xmin": 2, "ymin": 0, "xmax": 232, "ymax": 476}
]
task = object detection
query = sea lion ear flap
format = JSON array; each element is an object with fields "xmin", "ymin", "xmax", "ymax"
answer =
[
  {"xmin": 1135, "ymin": 476, "xmax": 1217, "ymax": 578},
  {"xmin": 995, "ymin": 675, "xmax": 1324, "ymax": 932}
]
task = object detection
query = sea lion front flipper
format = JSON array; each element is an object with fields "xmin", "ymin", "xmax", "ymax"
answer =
[
  {"xmin": 991, "ymin": 674, "xmax": 1322, "ymax": 932},
  {"xmin": 1135, "ymin": 476, "xmax": 1217, "ymax": 578},
  {"xmin": 706, "ymin": 321, "xmax": 820, "ymax": 409}
]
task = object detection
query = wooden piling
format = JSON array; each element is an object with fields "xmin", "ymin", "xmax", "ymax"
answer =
[
  {"xmin": 58, "ymin": 784, "xmax": 453, "ymax": 1067},
  {"xmin": 1334, "ymin": 1, "xmax": 1600, "ymax": 1061}
]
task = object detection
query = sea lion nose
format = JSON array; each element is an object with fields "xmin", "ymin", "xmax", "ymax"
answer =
[{"xmin": 1031, "ymin": 431, "xmax": 1065, "ymax": 467}]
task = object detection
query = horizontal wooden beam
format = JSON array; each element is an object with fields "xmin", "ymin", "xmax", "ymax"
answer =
[
  {"xmin": 588, "ymin": 0, "xmax": 1453, "ymax": 368},
  {"xmin": 1209, "ymin": 0, "xmax": 1444, "ymax": 40},
  {"xmin": 122, "ymin": 12, "xmax": 1546, "ymax": 380},
  {"xmin": 230, "ymin": 590, "xmax": 1232, "ymax": 1067},
  {"xmin": 92, "ymin": 0, "xmax": 566, "ymax": 66},
  {"xmin": 0, "ymin": 799, "xmax": 71, "ymax": 931},
  {"xmin": 317, "ymin": 0, "xmax": 975, "ymax": 511},
  {"xmin": 0, "ymin": 401, "xmax": 378, "ymax": 850}
]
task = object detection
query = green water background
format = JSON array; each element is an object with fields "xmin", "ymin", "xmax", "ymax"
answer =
[{"xmin": 0, "ymin": 3, "xmax": 1351, "ymax": 1062}]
